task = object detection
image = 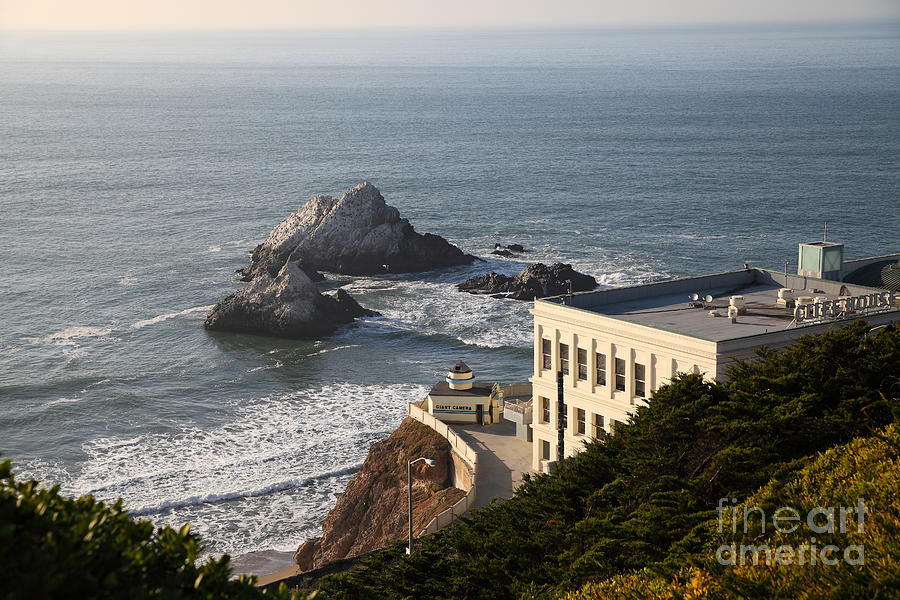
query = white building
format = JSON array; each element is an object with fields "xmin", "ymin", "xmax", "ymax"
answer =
[
  {"xmin": 529, "ymin": 253, "xmax": 899, "ymax": 472},
  {"xmin": 426, "ymin": 361, "xmax": 502, "ymax": 425}
]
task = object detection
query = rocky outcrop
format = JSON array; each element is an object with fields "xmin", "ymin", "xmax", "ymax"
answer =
[
  {"xmin": 458, "ymin": 262, "xmax": 597, "ymax": 301},
  {"xmin": 237, "ymin": 265, "xmax": 324, "ymax": 283},
  {"xmin": 293, "ymin": 418, "xmax": 465, "ymax": 572},
  {"xmin": 244, "ymin": 182, "xmax": 475, "ymax": 278},
  {"xmin": 204, "ymin": 262, "xmax": 376, "ymax": 338},
  {"xmin": 491, "ymin": 242, "xmax": 526, "ymax": 257}
]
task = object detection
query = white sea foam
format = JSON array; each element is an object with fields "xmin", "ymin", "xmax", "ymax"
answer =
[
  {"xmin": 306, "ymin": 344, "xmax": 359, "ymax": 356},
  {"xmin": 48, "ymin": 382, "xmax": 427, "ymax": 558},
  {"xmin": 80, "ymin": 378, "xmax": 112, "ymax": 392},
  {"xmin": 132, "ymin": 305, "xmax": 214, "ymax": 329},
  {"xmin": 47, "ymin": 397, "xmax": 79, "ymax": 406},
  {"xmin": 118, "ymin": 276, "xmax": 138, "ymax": 286},
  {"xmin": 24, "ymin": 327, "xmax": 117, "ymax": 361},
  {"xmin": 129, "ymin": 465, "xmax": 361, "ymax": 517},
  {"xmin": 44, "ymin": 326, "xmax": 114, "ymax": 343},
  {"xmin": 209, "ymin": 246, "xmax": 222, "ymax": 252},
  {"xmin": 345, "ymin": 278, "xmax": 533, "ymax": 348},
  {"xmin": 248, "ymin": 360, "xmax": 283, "ymax": 372}
]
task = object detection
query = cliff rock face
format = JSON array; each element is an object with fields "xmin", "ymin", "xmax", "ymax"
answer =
[
  {"xmin": 204, "ymin": 262, "xmax": 376, "ymax": 338},
  {"xmin": 246, "ymin": 182, "xmax": 475, "ymax": 277},
  {"xmin": 294, "ymin": 418, "xmax": 466, "ymax": 572},
  {"xmin": 458, "ymin": 262, "xmax": 597, "ymax": 300}
]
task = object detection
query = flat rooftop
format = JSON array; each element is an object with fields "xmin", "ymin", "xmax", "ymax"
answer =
[
  {"xmin": 429, "ymin": 381, "xmax": 494, "ymax": 397},
  {"xmin": 537, "ymin": 269, "xmax": 896, "ymax": 342}
]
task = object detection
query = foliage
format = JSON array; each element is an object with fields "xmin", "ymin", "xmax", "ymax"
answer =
[
  {"xmin": 0, "ymin": 461, "xmax": 303, "ymax": 600},
  {"xmin": 564, "ymin": 423, "xmax": 900, "ymax": 599},
  {"xmin": 312, "ymin": 321, "xmax": 899, "ymax": 599}
]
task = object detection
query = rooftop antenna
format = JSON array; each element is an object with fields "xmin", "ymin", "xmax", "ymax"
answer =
[
  {"xmin": 823, "ymin": 221, "xmax": 827, "ymax": 243},
  {"xmin": 784, "ymin": 259, "xmax": 789, "ymax": 280}
]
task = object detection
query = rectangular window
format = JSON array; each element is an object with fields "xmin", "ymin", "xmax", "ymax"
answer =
[
  {"xmin": 541, "ymin": 339, "xmax": 552, "ymax": 370},
  {"xmin": 615, "ymin": 358, "xmax": 626, "ymax": 391},
  {"xmin": 634, "ymin": 363, "xmax": 646, "ymax": 398},
  {"xmin": 595, "ymin": 352, "xmax": 606, "ymax": 386},
  {"xmin": 593, "ymin": 413, "xmax": 605, "ymax": 438},
  {"xmin": 541, "ymin": 439, "xmax": 551, "ymax": 461},
  {"xmin": 559, "ymin": 343, "xmax": 569, "ymax": 375},
  {"xmin": 540, "ymin": 396, "xmax": 550, "ymax": 424},
  {"xmin": 611, "ymin": 419, "xmax": 623, "ymax": 435},
  {"xmin": 576, "ymin": 408, "xmax": 586, "ymax": 435},
  {"xmin": 577, "ymin": 348, "xmax": 588, "ymax": 381}
]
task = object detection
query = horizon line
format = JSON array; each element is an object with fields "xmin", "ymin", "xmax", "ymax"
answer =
[{"xmin": 2, "ymin": 17, "xmax": 898, "ymax": 34}]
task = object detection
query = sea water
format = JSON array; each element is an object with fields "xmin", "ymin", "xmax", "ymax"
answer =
[{"xmin": 1, "ymin": 23, "xmax": 897, "ymax": 572}]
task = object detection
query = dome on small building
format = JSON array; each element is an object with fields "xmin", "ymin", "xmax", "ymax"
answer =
[{"xmin": 447, "ymin": 361, "xmax": 474, "ymax": 390}]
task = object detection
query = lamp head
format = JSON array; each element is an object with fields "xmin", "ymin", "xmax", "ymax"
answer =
[{"xmin": 424, "ymin": 459, "xmax": 436, "ymax": 467}]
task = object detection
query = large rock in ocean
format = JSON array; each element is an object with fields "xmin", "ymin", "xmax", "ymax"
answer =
[
  {"xmin": 243, "ymin": 182, "xmax": 475, "ymax": 278},
  {"xmin": 458, "ymin": 262, "xmax": 597, "ymax": 300},
  {"xmin": 204, "ymin": 262, "xmax": 376, "ymax": 338}
]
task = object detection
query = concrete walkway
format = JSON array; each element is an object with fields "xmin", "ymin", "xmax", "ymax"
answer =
[{"xmin": 449, "ymin": 419, "xmax": 532, "ymax": 509}]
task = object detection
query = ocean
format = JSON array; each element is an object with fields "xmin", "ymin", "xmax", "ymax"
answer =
[{"xmin": 1, "ymin": 23, "xmax": 898, "ymax": 572}]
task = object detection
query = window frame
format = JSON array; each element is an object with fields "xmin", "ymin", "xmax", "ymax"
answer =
[
  {"xmin": 540, "ymin": 396, "xmax": 550, "ymax": 424},
  {"xmin": 541, "ymin": 339, "xmax": 552, "ymax": 370},
  {"xmin": 595, "ymin": 352, "xmax": 606, "ymax": 386},
  {"xmin": 576, "ymin": 348, "xmax": 588, "ymax": 381},
  {"xmin": 592, "ymin": 413, "xmax": 605, "ymax": 438},
  {"xmin": 634, "ymin": 362, "xmax": 646, "ymax": 398},
  {"xmin": 576, "ymin": 408, "xmax": 586, "ymax": 435},
  {"xmin": 559, "ymin": 343, "xmax": 570, "ymax": 375},
  {"xmin": 615, "ymin": 357, "xmax": 626, "ymax": 391}
]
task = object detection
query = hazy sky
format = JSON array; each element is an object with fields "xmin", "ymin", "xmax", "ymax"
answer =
[{"xmin": 2, "ymin": 0, "xmax": 899, "ymax": 30}]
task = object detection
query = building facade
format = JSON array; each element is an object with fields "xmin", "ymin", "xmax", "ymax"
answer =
[
  {"xmin": 426, "ymin": 361, "xmax": 503, "ymax": 425},
  {"xmin": 529, "ymin": 266, "xmax": 899, "ymax": 472}
]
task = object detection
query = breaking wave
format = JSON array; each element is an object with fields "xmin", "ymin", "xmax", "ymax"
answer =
[
  {"xmin": 129, "ymin": 465, "xmax": 361, "ymax": 517},
  {"xmin": 132, "ymin": 305, "xmax": 214, "ymax": 329}
]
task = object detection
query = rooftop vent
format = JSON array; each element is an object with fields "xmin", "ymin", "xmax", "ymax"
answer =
[
  {"xmin": 776, "ymin": 288, "xmax": 794, "ymax": 308},
  {"xmin": 729, "ymin": 295, "xmax": 746, "ymax": 314}
]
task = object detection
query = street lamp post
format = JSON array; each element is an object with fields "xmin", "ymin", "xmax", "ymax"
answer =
[{"xmin": 407, "ymin": 457, "xmax": 436, "ymax": 554}]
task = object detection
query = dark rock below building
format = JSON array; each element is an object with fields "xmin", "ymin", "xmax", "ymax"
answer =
[
  {"xmin": 293, "ymin": 418, "xmax": 464, "ymax": 572},
  {"xmin": 242, "ymin": 182, "xmax": 475, "ymax": 278},
  {"xmin": 204, "ymin": 262, "xmax": 376, "ymax": 338},
  {"xmin": 458, "ymin": 262, "xmax": 597, "ymax": 300}
]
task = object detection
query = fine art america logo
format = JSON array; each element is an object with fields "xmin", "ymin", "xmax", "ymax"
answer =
[{"xmin": 716, "ymin": 497, "xmax": 867, "ymax": 566}]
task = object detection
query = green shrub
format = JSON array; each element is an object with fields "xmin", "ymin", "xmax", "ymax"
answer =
[
  {"xmin": 0, "ymin": 461, "xmax": 302, "ymax": 600},
  {"xmin": 563, "ymin": 423, "xmax": 900, "ymax": 599}
]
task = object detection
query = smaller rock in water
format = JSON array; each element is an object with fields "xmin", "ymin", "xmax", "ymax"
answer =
[
  {"xmin": 205, "ymin": 262, "xmax": 376, "ymax": 338},
  {"xmin": 457, "ymin": 262, "xmax": 597, "ymax": 301},
  {"xmin": 492, "ymin": 242, "xmax": 526, "ymax": 254}
]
